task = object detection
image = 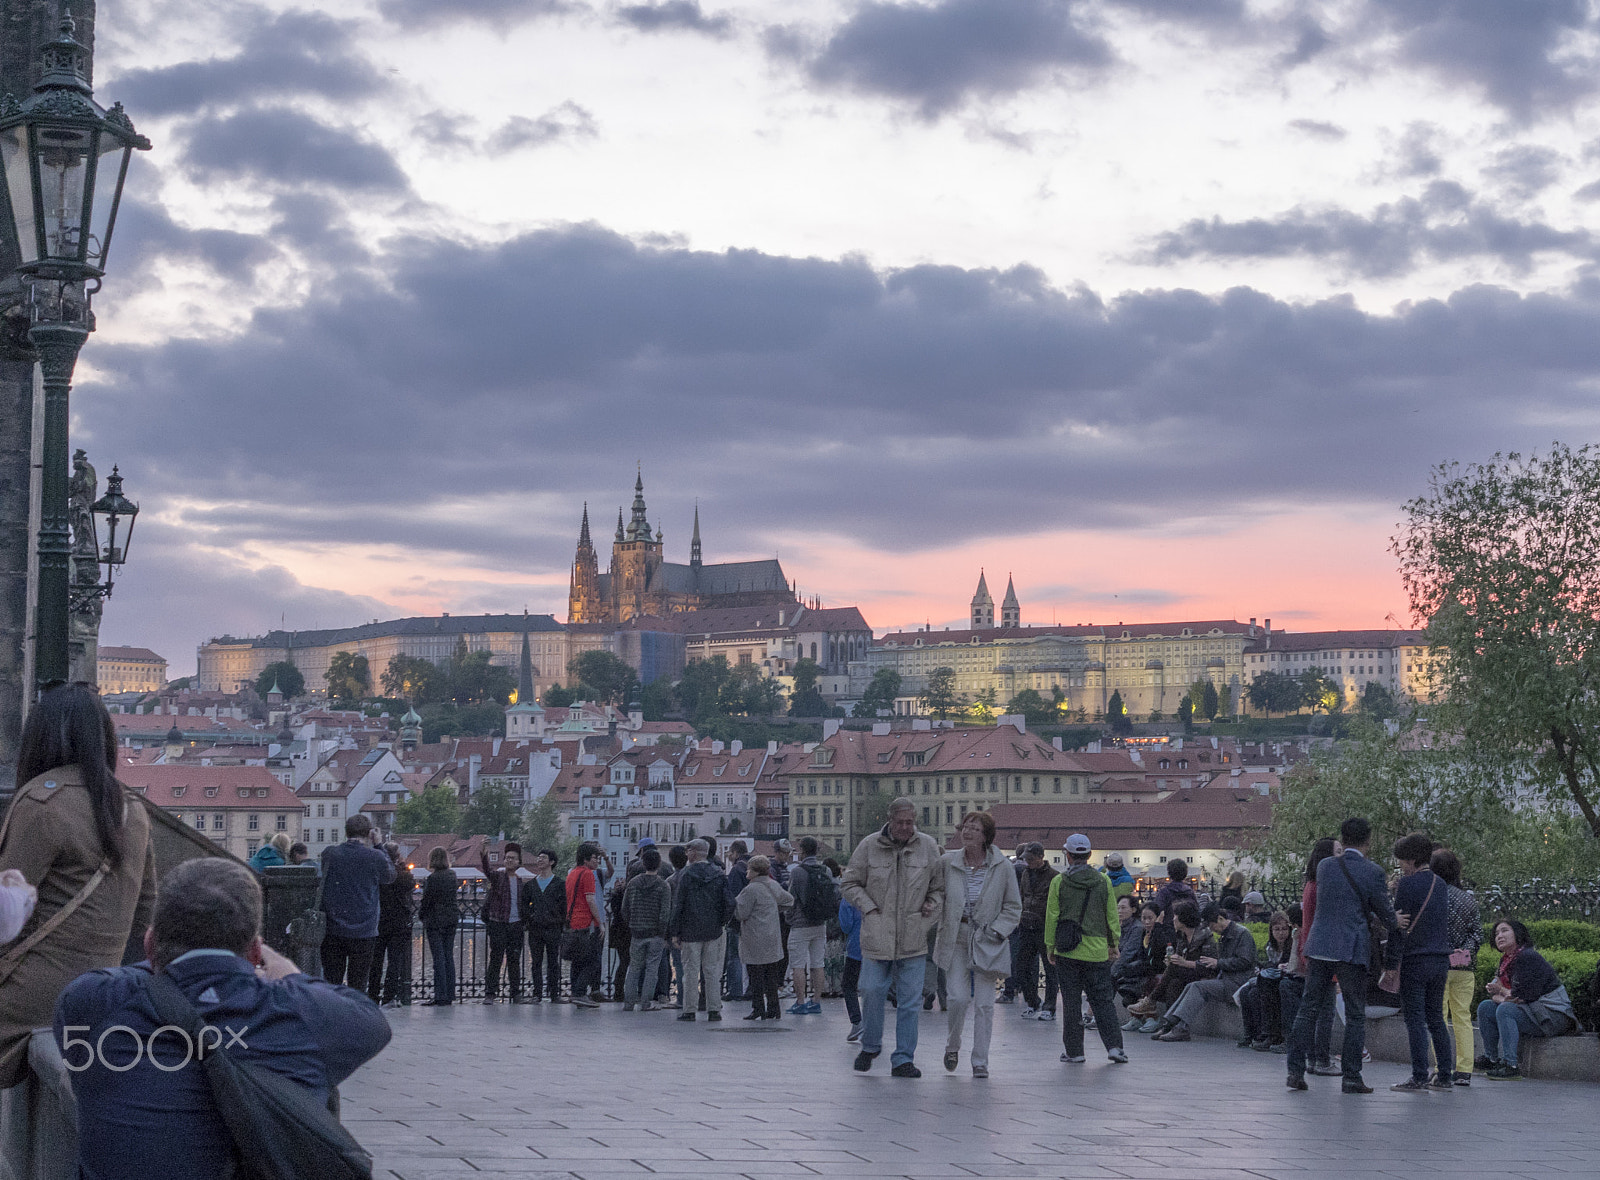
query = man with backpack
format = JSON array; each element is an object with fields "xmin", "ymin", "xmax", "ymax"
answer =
[
  {"xmin": 786, "ymin": 836, "xmax": 839, "ymax": 1014},
  {"xmin": 668, "ymin": 839, "xmax": 733, "ymax": 1021},
  {"xmin": 56, "ymin": 857, "xmax": 391, "ymax": 1180},
  {"xmin": 1046, "ymin": 834, "xmax": 1127, "ymax": 1066}
]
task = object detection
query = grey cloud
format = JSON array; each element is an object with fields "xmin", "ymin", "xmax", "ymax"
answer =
[
  {"xmin": 81, "ymin": 221, "xmax": 1600, "ymax": 624},
  {"xmin": 377, "ymin": 0, "xmax": 573, "ymax": 30},
  {"xmin": 1288, "ymin": 119, "xmax": 1346, "ymax": 140},
  {"xmin": 488, "ymin": 102, "xmax": 599, "ymax": 152},
  {"xmin": 183, "ymin": 108, "xmax": 409, "ymax": 193},
  {"xmin": 1389, "ymin": 122, "xmax": 1443, "ymax": 179},
  {"xmin": 616, "ymin": 1, "xmax": 732, "ymax": 36},
  {"xmin": 801, "ymin": 0, "xmax": 1113, "ymax": 117},
  {"xmin": 1376, "ymin": 0, "xmax": 1597, "ymax": 120},
  {"xmin": 1575, "ymin": 180, "xmax": 1600, "ymax": 202},
  {"xmin": 112, "ymin": 197, "xmax": 278, "ymax": 283},
  {"xmin": 109, "ymin": 10, "xmax": 387, "ymax": 116},
  {"xmin": 1145, "ymin": 182, "xmax": 1594, "ymax": 278},
  {"xmin": 1482, "ymin": 144, "xmax": 1565, "ymax": 200}
]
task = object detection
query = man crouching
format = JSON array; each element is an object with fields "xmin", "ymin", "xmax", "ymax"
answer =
[{"xmin": 54, "ymin": 857, "xmax": 392, "ymax": 1180}]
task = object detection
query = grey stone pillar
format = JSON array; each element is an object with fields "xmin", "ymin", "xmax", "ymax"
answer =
[{"xmin": 0, "ymin": 1, "xmax": 94, "ymax": 798}]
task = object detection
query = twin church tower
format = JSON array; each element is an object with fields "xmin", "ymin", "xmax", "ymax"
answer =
[
  {"xmin": 969, "ymin": 570, "xmax": 1020, "ymax": 630},
  {"xmin": 567, "ymin": 472, "xmax": 796, "ymax": 625}
]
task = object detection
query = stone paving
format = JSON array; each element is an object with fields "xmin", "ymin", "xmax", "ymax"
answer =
[{"xmin": 342, "ymin": 1001, "xmax": 1600, "ymax": 1180}]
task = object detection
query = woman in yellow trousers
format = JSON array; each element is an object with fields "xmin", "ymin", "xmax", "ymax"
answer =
[{"xmin": 1431, "ymin": 849, "xmax": 1481, "ymax": 1085}]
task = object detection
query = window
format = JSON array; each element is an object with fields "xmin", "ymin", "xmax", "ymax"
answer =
[
  {"xmin": 316, "ymin": 803, "xmax": 325, "ymax": 818},
  {"xmin": 1031, "ymin": 777, "xmax": 1040, "ymax": 795},
  {"xmin": 959, "ymin": 776, "xmax": 968, "ymax": 793},
  {"xmin": 246, "ymin": 840, "xmax": 258, "ymax": 856},
  {"xmin": 944, "ymin": 804, "xmax": 953, "ymax": 824},
  {"xmin": 275, "ymin": 814, "xmax": 287, "ymax": 831},
  {"xmin": 1052, "ymin": 777, "xmax": 1061, "ymax": 794},
  {"xmin": 212, "ymin": 815, "xmax": 224, "ymax": 831},
  {"xmin": 247, "ymin": 814, "xmax": 259, "ymax": 831},
  {"xmin": 712, "ymin": 794, "xmax": 719, "ymax": 806},
  {"xmin": 193, "ymin": 814, "xmax": 205, "ymax": 830},
  {"xmin": 331, "ymin": 804, "xmax": 339, "ymax": 818},
  {"xmin": 807, "ymin": 782, "xmax": 816, "ymax": 795},
  {"xmin": 921, "ymin": 806, "xmax": 931, "ymax": 824},
  {"xmin": 317, "ymin": 829, "xmax": 325, "ymax": 843},
  {"xmin": 808, "ymin": 808, "xmax": 816, "ymax": 826}
]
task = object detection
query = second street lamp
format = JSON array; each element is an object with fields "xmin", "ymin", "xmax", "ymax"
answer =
[{"xmin": 0, "ymin": 11, "xmax": 150, "ymax": 693}]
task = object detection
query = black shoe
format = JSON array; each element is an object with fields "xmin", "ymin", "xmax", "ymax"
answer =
[
  {"xmin": 853, "ymin": 1050, "xmax": 879, "ymax": 1072},
  {"xmin": 1286, "ymin": 1074, "xmax": 1307, "ymax": 1091},
  {"xmin": 1236, "ymin": 1037, "xmax": 1256, "ymax": 1049},
  {"xmin": 1473, "ymin": 1054, "xmax": 1495, "ymax": 1072},
  {"xmin": 1427, "ymin": 1073, "xmax": 1454, "ymax": 1091},
  {"xmin": 944, "ymin": 1051, "xmax": 958, "ymax": 1072},
  {"xmin": 1342, "ymin": 1079, "xmax": 1373, "ymax": 1094},
  {"xmin": 677, "ymin": 1012, "xmax": 695, "ymax": 1022},
  {"xmin": 891, "ymin": 1062, "xmax": 922, "ymax": 1078},
  {"xmin": 744, "ymin": 1011, "xmax": 764, "ymax": 1020},
  {"xmin": 1486, "ymin": 1063, "xmax": 1522, "ymax": 1080},
  {"xmin": 1454, "ymin": 1071, "xmax": 1472, "ymax": 1087},
  {"xmin": 707, "ymin": 1011, "xmax": 722, "ymax": 1022},
  {"xmin": 923, "ymin": 995, "xmax": 935, "ymax": 1011},
  {"xmin": 1390, "ymin": 1078, "xmax": 1430, "ymax": 1093}
]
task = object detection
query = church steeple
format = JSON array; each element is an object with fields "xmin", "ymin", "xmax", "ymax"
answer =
[
  {"xmin": 568, "ymin": 505, "xmax": 603, "ymax": 624},
  {"xmin": 970, "ymin": 569, "xmax": 994, "ymax": 630},
  {"xmin": 578, "ymin": 503, "xmax": 592, "ymax": 549},
  {"xmin": 690, "ymin": 504, "xmax": 702, "ymax": 568},
  {"xmin": 517, "ymin": 610, "xmax": 535, "ymax": 703},
  {"xmin": 627, "ymin": 467, "xmax": 651, "ymax": 542},
  {"xmin": 615, "ymin": 508, "xmax": 625, "ymax": 543},
  {"xmin": 1000, "ymin": 574, "xmax": 1020, "ymax": 629}
]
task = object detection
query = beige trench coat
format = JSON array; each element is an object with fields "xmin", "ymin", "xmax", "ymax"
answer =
[{"xmin": 841, "ymin": 825, "xmax": 944, "ymax": 961}]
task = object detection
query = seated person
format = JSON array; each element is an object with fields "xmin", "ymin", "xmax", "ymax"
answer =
[
  {"xmin": 55, "ymin": 857, "xmax": 392, "ymax": 1180},
  {"xmin": 1149, "ymin": 901, "xmax": 1258, "ymax": 1041},
  {"xmin": 1476, "ymin": 919, "xmax": 1577, "ymax": 1080},
  {"xmin": 1242, "ymin": 891, "xmax": 1271, "ymax": 924},
  {"xmin": 1238, "ymin": 910, "xmax": 1293, "ymax": 1050},
  {"xmin": 1126, "ymin": 901, "xmax": 1213, "ymax": 1033},
  {"xmin": 1113, "ymin": 899, "xmax": 1165, "ymax": 1021}
]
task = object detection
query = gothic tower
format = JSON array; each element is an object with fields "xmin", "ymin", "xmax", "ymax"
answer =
[
  {"xmin": 971, "ymin": 570, "xmax": 994, "ymax": 629},
  {"xmin": 611, "ymin": 469, "xmax": 664, "ymax": 621},
  {"xmin": 690, "ymin": 504, "xmax": 702, "ymax": 568},
  {"xmin": 567, "ymin": 503, "xmax": 603, "ymax": 623},
  {"xmin": 1000, "ymin": 575, "xmax": 1020, "ymax": 629}
]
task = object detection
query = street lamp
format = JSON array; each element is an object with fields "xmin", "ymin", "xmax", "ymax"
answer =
[
  {"xmin": 0, "ymin": 11, "xmax": 150, "ymax": 692},
  {"xmin": 71, "ymin": 464, "xmax": 138, "ymax": 609}
]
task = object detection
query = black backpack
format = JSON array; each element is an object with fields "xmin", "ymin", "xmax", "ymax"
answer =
[
  {"xmin": 797, "ymin": 863, "xmax": 841, "ymax": 923},
  {"xmin": 143, "ymin": 972, "xmax": 372, "ymax": 1180}
]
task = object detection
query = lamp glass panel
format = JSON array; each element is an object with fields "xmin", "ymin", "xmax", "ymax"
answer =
[
  {"xmin": 85, "ymin": 134, "xmax": 125, "ymax": 271},
  {"xmin": 1, "ymin": 126, "xmax": 36, "ymax": 264},
  {"xmin": 34, "ymin": 122, "xmax": 90, "ymax": 262}
]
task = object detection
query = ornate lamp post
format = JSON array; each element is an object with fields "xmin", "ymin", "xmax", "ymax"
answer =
[{"xmin": 0, "ymin": 11, "xmax": 149, "ymax": 692}]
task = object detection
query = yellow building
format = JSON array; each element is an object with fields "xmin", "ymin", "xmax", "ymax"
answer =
[{"xmin": 97, "ymin": 645, "xmax": 167, "ymax": 694}]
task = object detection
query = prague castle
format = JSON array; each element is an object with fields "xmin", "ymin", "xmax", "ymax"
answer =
[{"xmin": 567, "ymin": 472, "xmax": 795, "ymax": 624}]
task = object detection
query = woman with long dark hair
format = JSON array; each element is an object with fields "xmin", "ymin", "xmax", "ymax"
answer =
[{"xmin": 0, "ymin": 684, "xmax": 156, "ymax": 1085}]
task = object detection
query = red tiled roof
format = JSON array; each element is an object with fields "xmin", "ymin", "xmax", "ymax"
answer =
[
  {"xmin": 979, "ymin": 801, "xmax": 1273, "ymax": 851},
  {"xmin": 121, "ymin": 764, "xmax": 301, "ymax": 809}
]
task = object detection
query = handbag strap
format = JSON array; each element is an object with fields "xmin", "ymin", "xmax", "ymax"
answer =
[
  {"xmin": 1334, "ymin": 853, "xmax": 1376, "ymax": 922},
  {"xmin": 0, "ymin": 860, "xmax": 109, "ymax": 986}
]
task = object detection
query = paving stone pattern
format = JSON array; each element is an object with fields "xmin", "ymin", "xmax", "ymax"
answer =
[{"xmin": 342, "ymin": 1002, "xmax": 1600, "ymax": 1180}]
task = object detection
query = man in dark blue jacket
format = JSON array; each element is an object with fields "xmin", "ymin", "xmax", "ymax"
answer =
[
  {"xmin": 1286, "ymin": 816, "xmax": 1400, "ymax": 1094},
  {"xmin": 56, "ymin": 857, "xmax": 391, "ymax": 1180},
  {"xmin": 668, "ymin": 839, "xmax": 732, "ymax": 1021},
  {"xmin": 319, "ymin": 814, "xmax": 396, "ymax": 987}
]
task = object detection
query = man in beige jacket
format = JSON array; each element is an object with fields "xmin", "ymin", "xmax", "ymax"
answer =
[{"xmin": 841, "ymin": 798, "xmax": 944, "ymax": 1077}]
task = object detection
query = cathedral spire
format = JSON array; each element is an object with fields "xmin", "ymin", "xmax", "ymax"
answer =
[
  {"xmin": 517, "ymin": 609, "xmax": 534, "ymax": 703},
  {"xmin": 690, "ymin": 504, "xmax": 702, "ymax": 568},
  {"xmin": 628, "ymin": 466, "xmax": 651, "ymax": 542},
  {"xmin": 1000, "ymin": 574, "xmax": 1020, "ymax": 629},
  {"xmin": 615, "ymin": 508, "xmax": 625, "ymax": 543},
  {"xmin": 578, "ymin": 502, "xmax": 592, "ymax": 549},
  {"xmin": 970, "ymin": 569, "xmax": 994, "ymax": 630}
]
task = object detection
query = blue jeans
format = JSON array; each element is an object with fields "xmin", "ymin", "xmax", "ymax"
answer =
[
  {"xmin": 1287, "ymin": 958, "xmax": 1368, "ymax": 1081},
  {"xmin": 426, "ymin": 928, "xmax": 455, "ymax": 1004},
  {"xmin": 859, "ymin": 955, "xmax": 927, "ymax": 1066},
  {"xmin": 1279, "ymin": 975, "xmax": 1333, "ymax": 1062},
  {"xmin": 625, "ymin": 936, "xmax": 665, "ymax": 1004},
  {"xmin": 1478, "ymin": 998, "xmax": 1541, "ymax": 1065},
  {"xmin": 1399, "ymin": 954, "xmax": 1453, "ymax": 1082}
]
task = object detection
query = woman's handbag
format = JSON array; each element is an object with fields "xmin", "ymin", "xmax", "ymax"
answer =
[{"xmin": 970, "ymin": 926, "xmax": 1010, "ymax": 975}]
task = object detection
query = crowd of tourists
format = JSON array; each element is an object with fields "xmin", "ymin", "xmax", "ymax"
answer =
[{"xmin": 0, "ymin": 685, "xmax": 1591, "ymax": 1178}]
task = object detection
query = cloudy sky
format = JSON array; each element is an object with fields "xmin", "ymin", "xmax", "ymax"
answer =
[{"xmin": 73, "ymin": 0, "xmax": 1600, "ymax": 673}]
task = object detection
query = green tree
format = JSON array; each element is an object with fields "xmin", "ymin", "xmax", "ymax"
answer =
[
  {"xmin": 393, "ymin": 785, "xmax": 462, "ymax": 835},
  {"xmin": 788, "ymin": 657, "xmax": 831, "ymax": 716},
  {"xmin": 568, "ymin": 650, "xmax": 639, "ymax": 705},
  {"xmin": 381, "ymin": 654, "xmax": 440, "ymax": 702},
  {"xmin": 1359, "ymin": 681, "xmax": 1400, "ymax": 720},
  {"xmin": 855, "ymin": 787, "xmax": 894, "ymax": 836},
  {"xmin": 854, "ymin": 668, "xmax": 902, "ymax": 718},
  {"xmin": 542, "ymin": 683, "xmax": 575, "ymax": 707},
  {"xmin": 254, "ymin": 661, "xmax": 304, "ymax": 700},
  {"xmin": 968, "ymin": 686, "xmax": 998, "ymax": 724},
  {"xmin": 1005, "ymin": 688, "xmax": 1055, "ymax": 726},
  {"xmin": 1246, "ymin": 671, "xmax": 1303, "ymax": 717},
  {"xmin": 444, "ymin": 641, "xmax": 515, "ymax": 705},
  {"xmin": 1178, "ymin": 696, "xmax": 1194, "ymax": 732},
  {"xmin": 1394, "ymin": 444, "xmax": 1600, "ymax": 839},
  {"xmin": 920, "ymin": 666, "xmax": 960, "ymax": 719},
  {"xmin": 1106, "ymin": 689, "xmax": 1132, "ymax": 735},
  {"xmin": 458, "ymin": 783, "xmax": 522, "ymax": 839},
  {"xmin": 418, "ymin": 701, "xmax": 507, "ymax": 742},
  {"xmin": 324, "ymin": 651, "xmax": 370, "ymax": 703},
  {"xmin": 1297, "ymin": 668, "xmax": 1342, "ymax": 714},
  {"xmin": 1201, "ymin": 680, "xmax": 1220, "ymax": 721},
  {"xmin": 518, "ymin": 793, "xmax": 563, "ymax": 851},
  {"xmin": 639, "ymin": 678, "xmax": 674, "ymax": 721},
  {"xmin": 677, "ymin": 656, "xmax": 732, "ymax": 721}
]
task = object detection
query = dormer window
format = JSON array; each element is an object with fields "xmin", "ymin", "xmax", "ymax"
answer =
[
  {"xmin": 172, "ymin": 786, "xmax": 185, "ymax": 798},
  {"xmin": 204, "ymin": 787, "xmax": 218, "ymax": 798}
]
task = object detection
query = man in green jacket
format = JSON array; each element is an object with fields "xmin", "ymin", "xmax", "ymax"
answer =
[{"xmin": 1046, "ymin": 834, "xmax": 1127, "ymax": 1066}]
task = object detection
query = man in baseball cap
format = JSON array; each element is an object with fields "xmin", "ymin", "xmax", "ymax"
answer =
[
  {"xmin": 1045, "ymin": 833, "xmax": 1127, "ymax": 1065},
  {"xmin": 1242, "ymin": 890, "xmax": 1270, "ymax": 923}
]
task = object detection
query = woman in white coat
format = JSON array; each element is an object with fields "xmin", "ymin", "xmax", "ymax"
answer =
[{"xmin": 935, "ymin": 811, "xmax": 1022, "ymax": 1077}]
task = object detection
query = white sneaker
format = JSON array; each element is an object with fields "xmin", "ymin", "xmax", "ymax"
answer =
[
  {"xmin": 1060, "ymin": 1051, "xmax": 1086, "ymax": 1063},
  {"xmin": 1020, "ymin": 1007, "xmax": 1039, "ymax": 1019},
  {"xmin": 1108, "ymin": 1047, "xmax": 1128, "ymax": 1064},
  {"xmin": 1036, "ymin": 1009, "xmax": 1056, "ymax": 1021}
]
